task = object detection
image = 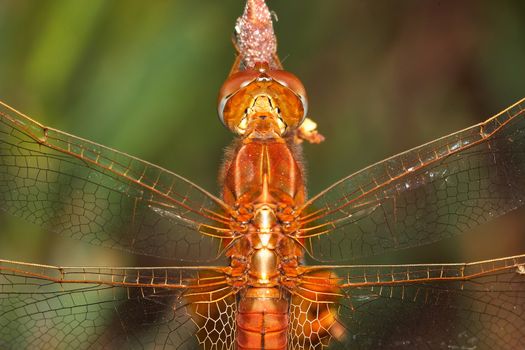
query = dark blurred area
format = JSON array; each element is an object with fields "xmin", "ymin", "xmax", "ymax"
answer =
[{"xmin": 0, "ymin": 1, "xmax": 524, "ymax": 267}]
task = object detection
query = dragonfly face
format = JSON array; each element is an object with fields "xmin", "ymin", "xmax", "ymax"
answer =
[
  {"xmin": 0, "ymin": 1, "xmax": 525, "ymax": 350},
  {"xmin": 218, "ymin": 62, "xmax": 307, "ymax": 137}
]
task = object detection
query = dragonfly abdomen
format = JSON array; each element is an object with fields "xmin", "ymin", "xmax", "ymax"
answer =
[{"xmin": 236, "ymin": 288, "xmax": 289, "ymax": 350}]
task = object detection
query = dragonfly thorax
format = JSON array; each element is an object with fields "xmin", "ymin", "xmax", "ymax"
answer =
[
  {"xmin": 226, "ymin": 202, "xmax": 303, "ymax": 288},
  {"xmin": 229, "ymin": 228, "xmax": 301, "ymax": 288}
]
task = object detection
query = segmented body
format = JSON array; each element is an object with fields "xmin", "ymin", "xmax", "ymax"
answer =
[
  {"xmin": 222, "ymin": 138, "xmax": 305, "ymax": 349},
  {"xmin": 215, "ymin": 2, "xmax": 339, "ymax": 345}
]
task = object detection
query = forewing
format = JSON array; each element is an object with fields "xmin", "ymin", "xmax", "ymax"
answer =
[
  {"xmin": 315, "ymin": 255, "xmax": 525, "ymax": 349},
  {"xmin": 0, "ymin": 259, "xmax": 236, "ymax": 350},
  {"xmin": 0, "ymin": 101, "xmax": 232, "ymax": 262},
  {"xmin": 301, "ymin": 98, "xmax": 525, "ymax": 262}
]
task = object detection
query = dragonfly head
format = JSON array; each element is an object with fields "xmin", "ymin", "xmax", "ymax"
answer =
[{"xmin": 218, "ymin": 62, "xmax": 308, "ymax": 138}]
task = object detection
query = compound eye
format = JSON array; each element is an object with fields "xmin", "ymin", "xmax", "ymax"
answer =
[
  {"xmin": 269, "ymin": 70, "xmax": 306, "ymax": 99},
  {"xmin": 217, "ymin": 70, "xmax": 259, "ymax": 128},
  {"xmin": 268, "ymin": 70, "xmax": 308, "ymax": 122}
]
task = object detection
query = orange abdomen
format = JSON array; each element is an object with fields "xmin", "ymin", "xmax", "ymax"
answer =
[{"xmin": 236, "ymin": 289, "xmax": 289, "ymax": 350}]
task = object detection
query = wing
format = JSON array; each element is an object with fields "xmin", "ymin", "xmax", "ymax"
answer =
[
  {"xmin": 0, "ymin": 259, "xmax": 236, "ymax": 350},
  {"xmin": 0, "ymin": 100, "xmax": 232, "ymax": 262},
  {"xmin": 293, "ymin": 254, "xmax": 525, "ymax": 349},
  {"xmin": 300, "ymin": 98, "xmax": 525, "ymax": 262}
]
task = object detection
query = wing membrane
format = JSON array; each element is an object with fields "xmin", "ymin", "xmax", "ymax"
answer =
[
  {"xmin": 0, "ymin": 259, "xmax": 235, "ymax": 350},
  {"xmin": 0, "ymin": 101, "xmax": 232, "ymax": 262},
  {"xmin": 294, "ymin": 255, "xmax": 525, "ymax": 349},
  {"xmin": 335, "ymin": 255, "xmax": 525, "ymax": 349},
  {"xmin": 301, "ymin": 98, "xmax": 525, "ymax": 262}
]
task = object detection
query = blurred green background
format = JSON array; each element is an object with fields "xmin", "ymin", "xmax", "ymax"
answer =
[{"xmin": 0, "ymin": 0, "xmax": 524, "ymax": 268}]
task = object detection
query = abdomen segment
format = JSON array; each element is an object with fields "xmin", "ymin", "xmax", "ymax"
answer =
[{"xmin": 236, "ymin": 288, "xmax": 289, "ymax": 350}]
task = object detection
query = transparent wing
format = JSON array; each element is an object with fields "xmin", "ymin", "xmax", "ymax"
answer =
[
  {"xmin": 0, "ymin": 101, "xmax": 232, "ymax": 262},
  {"xmin": 0, "ymin": 259, "xmax": 236, "ymax": 350},
  {"xmin": 294, "ymin": 255, "xmax": 525, "ymax": 349},
  {"xmin": 300, "ymin": 98, "xmax": 525, "ymax": 262}
]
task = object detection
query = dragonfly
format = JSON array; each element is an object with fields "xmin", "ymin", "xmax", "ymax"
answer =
[{"xmin": 1, "ymin": 0, "xmax": 524, "ymax": 349}]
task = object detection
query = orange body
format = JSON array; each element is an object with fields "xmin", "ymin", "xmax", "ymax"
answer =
[
  {"xmin": 221, "ymin": 137, "xmax": 305, "ymax": 349},
  {"xmin": 236, "ymin": 290, "xmax": 288, "ymax": 350},
  {"xmin": 216, "ymin": 55, "xmax": 339, "ymax": 347},
  {"xmin": 205, "ymin": 1, "xmax": 336, "ymax": 345}
]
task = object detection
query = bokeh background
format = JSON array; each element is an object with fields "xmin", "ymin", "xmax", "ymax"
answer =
[{"xmin": 0, "ymin": 0, "xmax": 524, "ymax": 270}]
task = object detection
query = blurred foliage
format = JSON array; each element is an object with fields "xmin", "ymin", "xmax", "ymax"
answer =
[{"xmin": 0, "ymin": 0, "xmax": 524, "ymax": 267}]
